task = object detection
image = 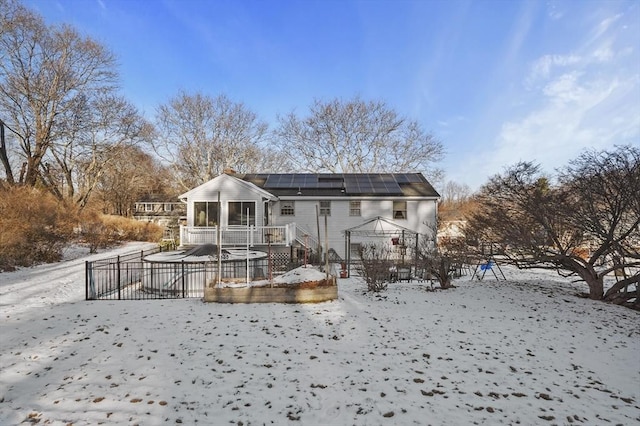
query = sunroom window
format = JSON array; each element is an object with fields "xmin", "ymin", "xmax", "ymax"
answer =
[
  {"xmin": 194, "ymin": 201, "xmax": 219, "ymax": 226},
  {"xmin": 228, "ymin": 201, "xmax": 256, "ymax": 226}
]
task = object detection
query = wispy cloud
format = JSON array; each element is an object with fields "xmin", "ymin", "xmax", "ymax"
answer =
[
  {"xmin": 504, "ymin": 1, "xmax": 538, "ymax": 66},
  {"xmin": 546, "ymin": 0, "xmax": 564, "ymax": 20},
  {"xmin": 590, "ymin": 13, "xmax": 623, "ymax": 44},
  {"xmin": 464, "ymin": 6, "xmax": 639, "ymax": 188},
  {"xmin": 527, "ymin": 54, "xmax": 582, "ymax": 84}
]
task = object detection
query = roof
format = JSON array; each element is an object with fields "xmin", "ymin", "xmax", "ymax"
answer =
[
  {"xmin": 238, "ymin": 173, "xmax": 440, "ymax": 198},
  {"xmin": 178, "ymin": 173, "xmax": 276, "ymax": 201},
  {"xmin": 135, "ymin": 194, "xmax": 182, "ymax": 203}
]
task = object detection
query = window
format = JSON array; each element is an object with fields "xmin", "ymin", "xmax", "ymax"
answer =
[
  {"xmin": 145, "ymin": 203, "xmax": 153, "ymax": 212},
  {"xmin": 393, "ymin": 201, "xmax": 407, "ymax": 220},
  {"xmin": 194, "ymin": 201, "xmax": 219, "ymax": 226},
  {"xmin": 164, "ymin": 203, "xmax": 173, "ymax": 212},
  {"xmin": 228, "ymin": 201, "xmax": 256, "ymax": 226},
  {"xmin": 319, "ymin": 201, "xmax": 331, "ymax": 216},
  {"xmin": 280, "ymin": 201, "xmax": 295, "ymax": 216},
  {"xmin": 349, "ymin": 201, "xmax": 361, "ymax": 216}
]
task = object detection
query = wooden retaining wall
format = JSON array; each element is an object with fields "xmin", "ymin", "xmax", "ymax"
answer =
[{"xmin": 203, "ymin": 279, "xmax": 338, "ymax": 304}]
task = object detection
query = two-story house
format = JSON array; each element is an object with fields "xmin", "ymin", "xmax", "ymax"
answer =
[{"xmin": 178, "ymin": 171, "xmax": 440, "ymax": 267}]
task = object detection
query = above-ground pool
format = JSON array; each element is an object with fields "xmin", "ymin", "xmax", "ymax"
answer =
[
  {"xmin": 141, "ymin": 244, "xmax": 269, "ymax": 295},
  {"xmin": 141, "ymin": 244, "xmax": 338, "ymax": 303}
]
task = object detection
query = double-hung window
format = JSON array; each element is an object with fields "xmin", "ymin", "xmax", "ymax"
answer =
[
  {"xmin": 319, "ymin": 201, "xmax": 331, "ymax": 216},
  {"xmin": 349, "ymin": 201, "xmax": 361, "ymax": 216}
]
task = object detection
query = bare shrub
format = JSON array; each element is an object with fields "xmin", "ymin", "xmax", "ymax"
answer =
[
  {"xmin": 79, "ymin": 210, "xmax": 162, "ymax": 253},
  {"xmin": 100, "ymin": 215, "xmax": 163, "ymax": 242},
  {"xmin": 357, "ymin": 243, "xmax": 392, "ymax": 292},
  {"xmin": 0, "ymin": 186, "xmax": 162, "ymax": 269},
  {"xmin": 78, "ymin": 209, "xmax": 114, "ymax": 253},
  {"xmin": 0, "ymin": 186, "xmax": 76, "ymax": 270}
]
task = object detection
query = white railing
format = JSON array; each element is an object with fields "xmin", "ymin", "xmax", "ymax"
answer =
[
  {"xmin": 295, "ymin": 225, "xmax": 320, "ymax": 250},
  {"xmin": 180, "ymin": 224, "xmax": 296, "ymax": 247}
]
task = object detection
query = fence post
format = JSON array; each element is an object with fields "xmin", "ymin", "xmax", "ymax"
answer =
[
  {"xmin": 181, "ymin": 260, "xmax": 186, "ymax": 298},
  {"xmin": 117, "ymin": 255, "xmax": 121, "ymax": 300},
  {"xmin": 85, "ymin": 261, "xmax": 89, "ymax": 300}
]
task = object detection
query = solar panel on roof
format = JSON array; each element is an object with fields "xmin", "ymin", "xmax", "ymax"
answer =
[
  {"xmin": 265, "ymin": 174, "xmax": 295, "ymax": 188},
  {"xmin": 341, "ymin": 174, "xmax": 403, "ymax": 194},
  {"xmin": 263, "ymin": 173, "xmax": 412, "ymax": 194},
  {"xmin": 395, "ymin": 173, "xmax": 422, "ymax": 183}
]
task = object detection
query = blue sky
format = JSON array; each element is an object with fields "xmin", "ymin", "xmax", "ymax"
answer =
[{"xmin": 27, "ymin": 0, "xmax": 640, "ymax": 190}]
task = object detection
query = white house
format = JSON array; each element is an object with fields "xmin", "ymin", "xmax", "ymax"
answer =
[{"xmin": 178, "ymin": 171, "xmax": 440, "ymax": 262}]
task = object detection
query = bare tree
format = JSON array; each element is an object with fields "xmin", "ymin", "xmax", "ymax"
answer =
[
  {"xmin": 440, "ymin": 180, "xmax": 471, "ymax": 203},
  {"xmin": 0, "ymin": 0, "xmax": 119, "ymax": 188},
  {"xmin": 415, "ymin": 225, "xmax": 469, "ymax": 289},
  {"xmin": 95, "ymin": 145, "xmax": 174, "ymax": 216},
  {"xmin": 468, "ymin": 146, "xmax": 639, "ymax": 308},
  {"xmin": 438, "ymin": 180, "xmax": 475, "ymax": 223},
  {"xmin": 44, "ymin": 94, "xmax": 153, "ymax": 207},
  {"xmin": 273, "ymin": 96, "xmax": 444, "ymax": 177},
  {"xmin": 155, "ymin": 92, "xmax": 276, "ymax": 190}
]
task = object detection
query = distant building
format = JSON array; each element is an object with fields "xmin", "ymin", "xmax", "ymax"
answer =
[{"xmin": 133, "ymin": 198, "xmax": 186, "ymax": 229}]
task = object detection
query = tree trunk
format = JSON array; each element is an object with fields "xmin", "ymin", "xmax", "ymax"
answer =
[
  {"xmin": 435, "ymin": 258, "xmax": 455, "ymax": 289},
  {"xmin": 564, "ymin": 258, "xmax": 603, "ymax": 300},
  {"xmin": 583, "ymin": 273, "xmax": 604, "ymax": 300},
  {"xmin": 439, "ymin": 275, "xmax": 454, "ymax": 289},
  {"xmin": 0, "ymin": 123, "xmax": 15, "ymax": 184}
]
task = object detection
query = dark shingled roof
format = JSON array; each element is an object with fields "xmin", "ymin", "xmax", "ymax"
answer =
[{"xmin": 238, "ymin": 173, "xmax": 440, "ymax": 197}]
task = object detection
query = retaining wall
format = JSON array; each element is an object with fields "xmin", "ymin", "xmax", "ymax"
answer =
[{"xmin": 203, "ymin": 278, "xmax": 338, "ymax": 303}]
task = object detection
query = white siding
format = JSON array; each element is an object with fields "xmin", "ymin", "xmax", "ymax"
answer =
[
  {"xmin": 181, "ymin": 174, "xmax": 439, "ymax": 259},
  {"xmin": 270, "ymin": 197, "xmax": 438, "ymax": 259}
]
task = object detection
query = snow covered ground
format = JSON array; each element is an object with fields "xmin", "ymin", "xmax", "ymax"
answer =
[{"xmin": 1, "ymin": 243, "xmax": 638, "ymax": 425}]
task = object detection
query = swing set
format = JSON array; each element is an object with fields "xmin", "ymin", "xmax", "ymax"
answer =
[
  {"xmin": 470, "ymin": 257, "xmax": 506, "ymax": 281},
  {"xmin": 470, "ymin": 242, "xmax": 506, "ymax": 281}
]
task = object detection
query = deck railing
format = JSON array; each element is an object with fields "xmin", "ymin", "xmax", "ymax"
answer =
[{"xmin": 179, "ymin": 224, "xmax": 296, "ymax": 247}]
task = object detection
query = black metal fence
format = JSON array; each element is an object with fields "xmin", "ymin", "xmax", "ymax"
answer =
[{"xmin": 85, "ymin": 248, "xmax": 304, "ymax": 300}]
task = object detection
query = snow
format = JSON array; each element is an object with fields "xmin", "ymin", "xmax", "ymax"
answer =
[
  {"xmin": 1, "ymin": 244, "xmax": 638, "ymax": 425},
  {"xmin": 145, "ymin": 248, "xmax": 268, "ymax": 264},
  {"xmin": 273, "ymin": 265, "xmax": 328, "ymax": 285}
]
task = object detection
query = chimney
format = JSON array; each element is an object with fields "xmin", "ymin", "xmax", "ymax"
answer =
[{"xmin": 223, "ymin": 168, "xmax": 236, "ymax": 175}]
